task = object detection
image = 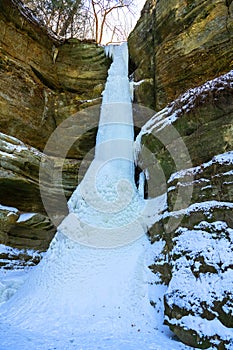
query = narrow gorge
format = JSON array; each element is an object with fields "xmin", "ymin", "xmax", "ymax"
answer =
[{"xmin": 0, "ymin": 0, "xmax": 233, "ymax": 349}]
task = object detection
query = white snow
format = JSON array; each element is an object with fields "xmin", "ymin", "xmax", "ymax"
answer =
[
  {"xmin": 80, "ymin": 97, "xmax": 101, "ymax": 104},
  {"xmin": 129, "ymin": 79, "xmax": 145, "ymax": 100},
  {"xmin": 0, "ymin": 150, "xmax": 16, "ymax": 159},
  {"xmin": 0, "ymin": 245, "xmax": 43, "ymax": 273},
  {"xmin": 134, "ymin": 71, "xmax": 233, "ymax": 161},
  {"xmin": 163, "ymin": 217, "xmax": 233, "ymax": 348},
  {"xmin": 163, "ymin": 200, "xmax": 233, "ymax": 220},
  {"xmin": 132, "ymin": 69, "xmax": 233, "ymax": 349},
  {"xmin": 214, "ymin": 151, "xmax": 233, "ymax": 164},
  {"xmin": 172, "ymin": 226, "xmax": 233, "ymax": 273},
  {"xmin": 0, "ymin": 269, "xmax": 29, "ymax": 305},
  {"xmin": 168, "ymin": 151, "xmax": 233, "ymax": 183},
  {"xmin": 167, "ymin": 315, "xmax": 233, "ymax": 340},
  {"xmin": 16, "ymin": 213, "xmax": 36, "ymax": 223},
  {"xmin": 0, "ymin": 43, "xmax": 193, "ymax": 350},
  {"xmin": 104, "ymin": 44, "xmax": 115, "ymax": 59},
  {"xmin": 0, "ymin": 205, "xmax": 37, "ymax": 223},
  {"xmin": 0, "ymin": 135, "xmax": 28, "ymax": 153},
  {"xmin": 133, "ymin": 79, "xmax": 146, "ymax": 86},
  {"xmin": 0, "ymin": 132, "xmax": 44, "ymax": 157},
  {"xmin": 0, "ymin": 204, "xmax": 19, "ymax": 213}
]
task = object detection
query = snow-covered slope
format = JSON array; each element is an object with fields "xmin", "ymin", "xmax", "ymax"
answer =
[{"xmin": 0, "ymin": 43, "xmax": 194, "ymax": 350}]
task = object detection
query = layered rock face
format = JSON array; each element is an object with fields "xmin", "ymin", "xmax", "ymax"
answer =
[
  {"xmin": 130, "ymin": 1, "xmax": 233, "ymax": 348},
  {"xmin": 0, "ymin": 0, "xmax": 109, "ymax": 151},
  {"xmin": 0, "ymin": 0, "xmax": 110, "ymax": 264},
  {"xmin": 135, "ymin": 62, "xmax": 233, "ymax": 349},
  {"xmin": 1, "ymin": 0, "xmax": 233, "ymax": 346},
  {"xmin": 129, "ymin": 0, "xmax": 233, "ymax": 110}
]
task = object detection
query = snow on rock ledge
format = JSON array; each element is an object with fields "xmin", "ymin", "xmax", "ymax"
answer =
[{"xmin": 136, "ymin": 71, "xmax": 233, "ymax": 349}]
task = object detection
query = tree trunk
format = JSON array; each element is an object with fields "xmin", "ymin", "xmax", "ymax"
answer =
[{"xmin": 59, "ymin": 0, "xmax": 81, "ymax": 37}]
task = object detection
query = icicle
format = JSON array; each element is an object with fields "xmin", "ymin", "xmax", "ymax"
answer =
[
  {"xmin": 129, "ymin": 81, "xmax": 134, "ymax": 101},
  {"xmin": 104, "ymin": 44, "xmax": 115, "ymax": 59},
  {"xmin": 0, "ymin": 42, "xmax": 160, "ymax": 347},
  {"xmin": 133, "ymin": 133, "xmax": 143, "ymax": 166},
  {"xmin": 138, "ymin": 172, "xmax": 145, "ymax": 198}
]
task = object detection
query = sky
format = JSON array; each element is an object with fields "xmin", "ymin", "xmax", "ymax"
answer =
[{"xmin": 101, "ymin": 0, "xmax": 146, "ymax": 44}]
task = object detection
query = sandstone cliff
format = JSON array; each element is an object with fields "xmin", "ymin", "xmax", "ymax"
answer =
[
  {"xmin": 135, "ymin": 71, "xmax": 233, "ymax": 348},
  {"xmin": 0, "ymin": 0, "xmax": 233, "ymax": 347},
  {"xmin": 0, "ymin": 0, "xmax": 110, "ymax": 150},
  {"xmin": 0, "ymin": 0, "xmax": 110, "ymax": 262},
  {"xmin": 129, "ymin": 0, "xmax": 233, "ymax": 110},
  {"xmin": 131, "ymin": 0, "xmax": 233, "ymax": 348}
]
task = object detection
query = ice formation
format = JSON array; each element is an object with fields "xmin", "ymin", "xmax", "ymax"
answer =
[
  {"xmin": 0, "ymin": 43, "xmax": 159, "ymax": 341},
  {"xmin": 0, "ymin": 43, "xmax": 195, "ymax": 350}
]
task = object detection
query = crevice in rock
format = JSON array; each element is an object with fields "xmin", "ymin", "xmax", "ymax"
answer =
[
  {"xmin": 225, "ymin": 0, "xmax": 232, "ymax": 34},
  {"xmin": 30, "ymin": 65, "xmax": 61, "ymax": 91}
]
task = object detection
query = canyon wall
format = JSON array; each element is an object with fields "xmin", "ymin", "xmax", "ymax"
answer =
[
  {"xmin": 129, "ymin": 0, "xmax": 233, "ymax": 110},
  {"xmin": 130, "ymin": 0, "xmax": 233, "ymax": 348},
  {"xmin": 0, "ymin": 0, "xmax": 110, "ymax": 261}
]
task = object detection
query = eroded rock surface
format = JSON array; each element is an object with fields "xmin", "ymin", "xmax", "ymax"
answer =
[
  {"xmin": 0, "ymin": 0, "xmax": 110, "ymax": 151},
  {"xmin": 129, "ymin": 0, "xmax": 233, "ymax": 110},
  {"xmin": 136, "ymin": 71, "xmax": 233, "ymax": 348},
  {"xmin": 0, "ymin": 132, "xmax": 87, "ymax": 255},
  {"xmin": 130, "ymin": 2, "xmax": 233, "ymax": 346},
  {"xmin": 0, "ymin": 0, "xmax": 111, "ymax": 263}
]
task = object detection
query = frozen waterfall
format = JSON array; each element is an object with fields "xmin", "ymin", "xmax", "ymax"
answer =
[
  {"xmin": 0, "ymin": 43, "xmax": 157, "ymax": 339},
  {"xmin": 65, "ymin": 43, "xmax": 147, "ymax": 248},
  {"xmin": 0, "ymin": 41, "xmax": 194, "ymax": 350}
]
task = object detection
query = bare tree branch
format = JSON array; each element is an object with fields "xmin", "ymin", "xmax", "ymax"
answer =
[
  {"xmin": 59, "ymin": 0, "xmax": 81, "ymax": 36},
  {"xmin": 22, "ymin": 0, "xmax": 138, "ymax": 43}
]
